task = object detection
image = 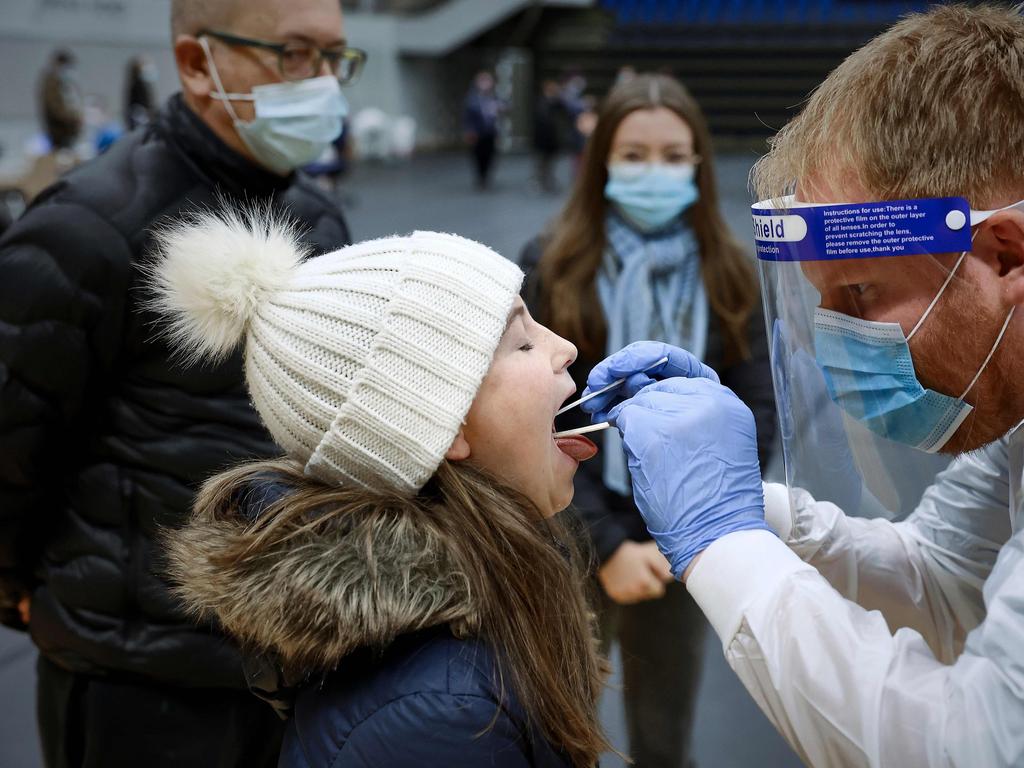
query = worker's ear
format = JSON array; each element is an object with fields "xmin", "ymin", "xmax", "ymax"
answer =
[
  {"xmin": 174, "ymin": 36, "xmax": 214, "ymax": 100},
  {"xmin": 445, "ymin": 429, "xmax": 471, "ymax": 461},
  {"xmin": 972, "ymin": 209, "xmax": 1024, "ymax": 307}
]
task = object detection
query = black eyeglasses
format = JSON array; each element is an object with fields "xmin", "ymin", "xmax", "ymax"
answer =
[{"xmin": 200, "ymin": 29, "xmax": 367, "ymax": 85}]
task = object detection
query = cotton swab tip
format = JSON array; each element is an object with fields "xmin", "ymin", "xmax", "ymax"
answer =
[{"xmin": 552, "ymin": 422, "xmax": 612, "ymax": 439}]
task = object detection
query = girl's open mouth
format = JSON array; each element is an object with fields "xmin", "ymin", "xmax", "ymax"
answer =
[{"xmin": 552, "ymin": 413, "xmax": 599, "ymax": 461}]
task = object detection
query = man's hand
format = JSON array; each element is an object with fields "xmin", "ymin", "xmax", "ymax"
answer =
[
  {"xmin": 598, "ymin": 540, "xmax": 674, "ymax": 604},
  {"xmin": 580, "ymin": 341, "xmax": 720, "ymax": 422},
  {"xmin": 16, "ymin": 594, "xmax": 30, "ymax": 626},
  {"xmin": 608, "ymin": 376, "xmax": 771, "ymax": 578}
]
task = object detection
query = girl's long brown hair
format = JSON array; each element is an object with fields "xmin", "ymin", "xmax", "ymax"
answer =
[
  {"xmin": 538, "ymin": 73, "xmax": 758, "ymax": 362},
  {"xmin": 191, "ymin": 459, "xmax": 614, "ymax": 767}
]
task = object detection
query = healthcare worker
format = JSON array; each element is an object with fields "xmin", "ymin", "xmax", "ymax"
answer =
[{"xmin": 579, "ymin": 5, "xmax": 1024, "ymax": 767}]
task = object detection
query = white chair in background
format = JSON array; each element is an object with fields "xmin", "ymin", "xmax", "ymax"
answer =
[
  {"xmin": 390, "ymin": 115, "xmax": 417, "ymax": 159},
  {"xmin": 351, "ymin": 107, "xmax": 393, "ymax": 161}
]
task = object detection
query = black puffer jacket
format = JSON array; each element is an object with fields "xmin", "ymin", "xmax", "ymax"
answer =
[{"xmin": 0, "ymin": 94, "xmax": 350, "ymax": 687}]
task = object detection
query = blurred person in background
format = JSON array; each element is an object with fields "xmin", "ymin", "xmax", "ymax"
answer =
[
  {"xmin": 615, "ymin": 65, "xmax": 637, "ymax": 86},
  {"xmin": 303, "ymin": 120, "xmax": 354, "ymax": 199},
  {"xmin": 39, "ymin": 48, "xmax": 84, "ymax": 151},
  {"xmin": 572, "ymin": 95, "xmax": 599, "ymax": 173},
  {"xmin": 533, "ymin": 78, "xmax": 564, "ymax": 194},
  {"xmin": 84, "ymin": 95, "xmax": 123, "ymax": 154},
  {"xmin": 125, "ymin": 55, "xmax": 159, "ymax": 130},
  {"xmin": 463, "ymin": 70, "xmax": 503, "ymax": 189},
  {"xmin": 0, "ymin": 0, "xmax": 360, "ymax": 765},
  {"xmin": 560, "ymin": 71, "xmax": 587, "ymax": 122},
  {"xmin": 558, "ymin": 72, "xmax": 595, "ymax": 175},
  {"xmin": 520, "ymin": 73, "xmax": 775, "ymax": 768}
]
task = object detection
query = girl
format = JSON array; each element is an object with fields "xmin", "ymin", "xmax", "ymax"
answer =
[
  {"xmin": 521, "ymin": 73, "xmax": 776, "ymax": 767},
  {"xmin": 147, "ymin": 215, "xmax": 613, "ymax": 767}
]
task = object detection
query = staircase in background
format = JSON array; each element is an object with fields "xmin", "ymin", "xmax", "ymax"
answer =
[
  {"xmin": 342, "ymin": 0, "xmax": 970, "ymax": 150},
  {"xmin": 531, "ymin": 0, "xmax": 944, "ymax": 149},
  {"xmin": 598, "ymin": 0, "xmax": 935, "ymax": 25},
  {"xmin": 395, "ymin": 0, "xmax": 591, "ymax": 56}
]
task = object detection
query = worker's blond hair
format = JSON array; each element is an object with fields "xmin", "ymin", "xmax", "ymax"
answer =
[{"xmin": 753, "ymin": 3, "xmax": 1024, "ymax": 208}]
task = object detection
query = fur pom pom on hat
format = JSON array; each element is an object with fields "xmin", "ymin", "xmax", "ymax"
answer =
[{"xmin": 148, "ymin": 208, "xmax": 523, "ymax": 494}]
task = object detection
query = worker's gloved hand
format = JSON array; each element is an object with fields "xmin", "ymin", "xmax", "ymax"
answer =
[
  {"xmin": 581, "ymin": 341, "xmax": 720, "ymax": 422},
  {"xmin": 607, "ymin": 376, "xmax": 770, "ymax": 578}
]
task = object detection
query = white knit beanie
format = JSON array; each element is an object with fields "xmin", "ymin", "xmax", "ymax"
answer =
[{"xmin": 147, "ymin": 208, "xmax": 523, "ymax": 494}]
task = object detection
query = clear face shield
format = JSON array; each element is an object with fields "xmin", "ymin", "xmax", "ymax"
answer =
[{"xmin": 753, "ymin": 195, "xmax": 1020, "ymax": 519}]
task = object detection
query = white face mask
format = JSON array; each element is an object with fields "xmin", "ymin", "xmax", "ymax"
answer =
[{"xmin": 200, "ymin": 37, "xmax": 348, "ymax": 175}]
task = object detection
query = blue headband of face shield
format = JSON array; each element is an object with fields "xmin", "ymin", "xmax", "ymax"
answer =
[{"xmin": 752, "ymin": 195, "xmax": 1024, "ymax": 453}]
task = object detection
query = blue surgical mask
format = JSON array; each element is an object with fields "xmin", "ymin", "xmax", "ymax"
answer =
[
  {"xmin": 813, "ymin": 251, "xmax": 1015, "ymax": 452},
  {"xmin": 604, "ymin": 162, "xmax": 699, "ymax": 233},
  {"xmin": 202, "ymin": 37, "xmax": 347, "ymax": 175}
]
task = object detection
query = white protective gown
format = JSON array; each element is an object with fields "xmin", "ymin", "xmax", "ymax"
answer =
[{"xmin": 686, "ymin": 422, "xmax": 1024, "ymax": 767}]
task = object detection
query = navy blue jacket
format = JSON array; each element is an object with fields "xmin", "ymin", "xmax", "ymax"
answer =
[
  {"xmin": 169, "ymin": 478, "xmax": 586, "ymax": 766},
  {"xmin": 280, "ymin": 628, "xmax": 572, "ymax": 768}
]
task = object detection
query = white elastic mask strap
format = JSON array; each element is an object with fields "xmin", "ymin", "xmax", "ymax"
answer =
[
  {"xmin": 199, "ymin": 36, "xmax": 250, "ymax": 123},
  {"xmin": 959, "ymin": 305, "xmax": 1016, "ymax": 401},
  {"xmin": 908, "ymin": 248, "xmax": 967, "ymax": 341}
]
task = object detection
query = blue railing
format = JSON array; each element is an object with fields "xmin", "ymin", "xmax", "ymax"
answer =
[{"xmin": 600, "ymin": 0, "xmax": 936, "ymax": 25}]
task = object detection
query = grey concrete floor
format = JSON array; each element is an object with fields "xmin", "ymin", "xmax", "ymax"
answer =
[{"xmin": 0, "ymin": 149, "xmax": 801, "ymax": 768}]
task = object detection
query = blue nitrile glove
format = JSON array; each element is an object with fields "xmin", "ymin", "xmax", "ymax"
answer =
[
  {"xmin": 606, "ymin": 376, "xmax": 771, "ymax": 578},
  {"xmin": 581, "ymin": 341, "xmax": 720, "ymax": 423}
]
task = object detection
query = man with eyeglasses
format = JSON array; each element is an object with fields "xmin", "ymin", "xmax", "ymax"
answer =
[{"xmin": 0, "ymin": 2, "xmax": 361, "ymax": 766}]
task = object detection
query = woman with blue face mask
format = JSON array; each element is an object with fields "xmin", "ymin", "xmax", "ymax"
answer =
[{"xmin": 519, "ymin": 73, "xmax": 776, "ymax": 767}]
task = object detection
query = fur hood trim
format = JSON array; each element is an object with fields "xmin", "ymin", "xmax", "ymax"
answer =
[{"xmin": 164, "ymin": 478, "xmax": 479, "ymax": 675}]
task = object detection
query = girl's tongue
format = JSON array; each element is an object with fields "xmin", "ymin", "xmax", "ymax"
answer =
[{"xmin": 554, "ymin": 435, "xmax": 598, "ymax": 462}]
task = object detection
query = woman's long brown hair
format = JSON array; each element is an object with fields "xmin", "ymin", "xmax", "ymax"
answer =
[
  {"xmin": 538, "ymin": 73, "xmax": 758, "ymax": 363},
  {"xmin": 191, "ymin": 459, "xmax": 614, "ymax": 767}
]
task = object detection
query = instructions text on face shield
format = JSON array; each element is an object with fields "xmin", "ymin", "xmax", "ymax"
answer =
[{"xmin": 752, "ymin": 197, "xmax": 972, "ymax": 262}]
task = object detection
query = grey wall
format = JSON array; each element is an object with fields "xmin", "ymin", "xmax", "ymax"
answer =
[
  {"xmin": 0, "ymin": 0, "xmax": 177, "ymax": 172},
  {"xmin": 0, "ymin": 0, "xmax": 483, "ymax": 174}
]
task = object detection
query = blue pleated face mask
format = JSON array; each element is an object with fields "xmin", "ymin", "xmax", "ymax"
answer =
[
  {"xmin": 813, "ymin": 251, "xmax": 1016, "ymax": 453},
  {"xmin": 604, "ymin": 162, "xmax": 699, "ymax": 233},
  {"xmin": 202, "ymin": 37, "xmax": 347, "ymax": 175}
]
